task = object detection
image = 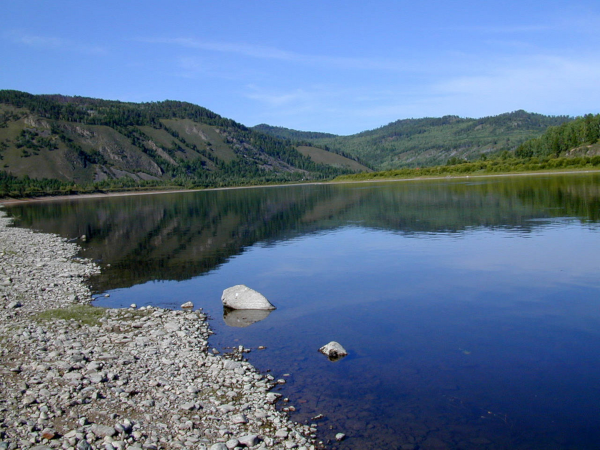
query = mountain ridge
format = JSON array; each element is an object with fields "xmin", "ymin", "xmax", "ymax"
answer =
[
  {"xmin": 0, "ymin": 90, "xmax": 587, "ymax": 198},
  {"xmin": 253, "ymin": 110, "xmax": 573, "ymax": 169},
  {"xmin": 0, "ymin": 90, "xmax": 362, "ymax": 191}
]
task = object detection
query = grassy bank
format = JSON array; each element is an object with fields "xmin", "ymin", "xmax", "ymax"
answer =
[{"xmin": 333, "ymin": 155, "xmax": 600, "ymax": 182}]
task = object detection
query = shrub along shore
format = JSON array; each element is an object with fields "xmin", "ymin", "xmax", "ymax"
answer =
[
  {"xmin": 332, "ymin": 155, "xmax": 600, "ymax": 183},
  {"xmin": 0, "ymin": 207, "xmax": 319, "ymax": 450}
]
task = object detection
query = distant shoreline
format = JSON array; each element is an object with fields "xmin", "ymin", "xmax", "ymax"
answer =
[{"xmin": 1, "ymin": 168, "xmax": 599, "ymax": 206}]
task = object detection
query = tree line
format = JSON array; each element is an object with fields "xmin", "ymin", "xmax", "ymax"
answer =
[{"xmin": 515, "ymin": 114, "xmax": 600, "ymax": 158}]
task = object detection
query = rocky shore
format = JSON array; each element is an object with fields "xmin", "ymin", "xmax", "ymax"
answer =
[{"xmin": 0, "ymin": 208, "xmax": 318, "ymax": 450}]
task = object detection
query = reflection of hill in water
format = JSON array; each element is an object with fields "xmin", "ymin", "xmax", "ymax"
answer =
[{"xmin": 7, "ymin": 174, "xmax": 599, "ymax": 293}]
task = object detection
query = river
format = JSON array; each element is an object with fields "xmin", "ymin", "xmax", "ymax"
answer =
[{"xmin": 6, "ymin": 173, "xmax": 600, "ymax": 449}]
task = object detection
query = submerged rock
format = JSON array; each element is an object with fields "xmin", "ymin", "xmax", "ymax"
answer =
[
  {"xmin": 221, "ymin": 285, "xmax": 276, "ymax": 310},
  {"xmin": 223, "ymin": 308, "xmax": 272, "ymax": 327},
  {"xmin": 319, "ymin": 341, "xmax": 348, "ymax": 362}
]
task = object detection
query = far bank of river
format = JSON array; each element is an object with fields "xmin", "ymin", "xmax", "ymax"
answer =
[{"xmin": 1, "ymin": 168, "xmax": 599, "ymax": 206}]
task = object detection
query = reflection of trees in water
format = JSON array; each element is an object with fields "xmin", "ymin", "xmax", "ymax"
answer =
[{"xmin": 6, "ymin": 174, "xmax": 599, "ymax": 292}]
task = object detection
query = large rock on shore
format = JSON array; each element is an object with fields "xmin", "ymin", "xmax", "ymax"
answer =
[{"xmin": 221, "ymin": 285, "xmax": 276, "ymax": 310}]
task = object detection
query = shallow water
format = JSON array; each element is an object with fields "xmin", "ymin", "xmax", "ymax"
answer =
[{"xmin": 6, "ymin": 174, "xmax": 600, "ymax": 449}]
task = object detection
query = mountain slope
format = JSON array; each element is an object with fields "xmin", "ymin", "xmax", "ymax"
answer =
[
  {"xmin": 295, "ymin": 146, "xmax": 371, "ymax": 172},
  {"xmin": 0, "ymin": 91, "xmax": 356, "ymax": 189},
  {"xmin": 254, "ymin": 111, "xmax": 573, "ymax": 170}
]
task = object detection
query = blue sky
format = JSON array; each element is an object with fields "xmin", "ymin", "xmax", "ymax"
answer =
[{"xmin": 2, "ymin": 1, "xmax": 600, "ymax": 135}]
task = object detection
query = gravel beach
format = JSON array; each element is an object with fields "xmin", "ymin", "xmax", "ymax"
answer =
[{"xmin": 0, "ymin": 207, "xmax": 318, "ymax": 450}]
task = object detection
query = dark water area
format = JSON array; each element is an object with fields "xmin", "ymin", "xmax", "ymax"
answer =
[{"xmin": 5, "ymin": 174, "xmax": 600, "ymax": 450}]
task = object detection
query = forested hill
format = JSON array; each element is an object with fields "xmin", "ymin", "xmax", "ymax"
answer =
[
  {"xmin": 515, "ymin": 113, "xmax": 600, "ymax": 159},
  {"xmin": 253, "ymin": 124, "xmax": 338, "ymax": 141},
  {"xmin": 254, "ymin": 110, "xmax": 573, "ymax": 170},
  {"xmin": 0, "ymin": 90, "xmax": 361, "ymax": 194}
]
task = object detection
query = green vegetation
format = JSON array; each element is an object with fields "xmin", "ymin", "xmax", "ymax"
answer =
[
  {"xmin": 334, "ymin": 113, "xmax": 600, "ymax": 182},
  {"xmin": 334, "ymin": 156, "xmax": 600, "ymax": 182},
  {"xmin": 253, "ymin": 124, "xmax": 338, "ymax": 141},
  {"xmin": 256, "ymin": 111, "xmax": 573, "ymax": 170},
  {"xmin": 35, "ymin": 304, "xmax": 106, "ymax": 326},
  {"xmin": 295, "ymin": 145, "xmax": 371, "ymax": 172},
  {"xmin": 515, "ymin": 114, "xmax": 600, "ymax": 158},
  {"xmin": 0, "ymin": 90, "xmax": 355, "ymax": 198},
  {"xmin": 0, "ymin": 90, "xmax": 597, "ymax": 199}
]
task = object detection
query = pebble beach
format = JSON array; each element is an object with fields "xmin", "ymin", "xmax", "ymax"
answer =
[{"xmin": 0, "ymin": 207, "xmax": 318, "ymax": 450}]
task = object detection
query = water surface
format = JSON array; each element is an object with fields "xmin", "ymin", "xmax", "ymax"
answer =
[{"xmin": 6, "ymin": 174, "xmax": 600, "ymax": 449}]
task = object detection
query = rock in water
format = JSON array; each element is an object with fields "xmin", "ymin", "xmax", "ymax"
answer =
[
  {"xmin": 319, "ymin": 341, "xmax": 348, "ymax": 361},
  {"xmin": 221, "ymin": 285, "xmax": 276, "ymax": 310},
  {"xmin": 181, "ymin": 301, "xmax": 194, "ymax": 309}
]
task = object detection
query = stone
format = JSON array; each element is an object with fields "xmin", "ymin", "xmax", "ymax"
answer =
[
  {"xmin": 225, "ymin": 439, "xmax": 239, "ymax": 449},
  {"xmin": 275, "ymin": 429, "xmax": 289, "ymax": 438},
  {"xmin": 22, "ymin": 395, "xmax": 36, "ymax": 405},
  {"xmin": 266, "ymin": 392, "xmax": 281, "ymax": 403},
  {"xmin": 64, "ymin": 372, "xmax": 83, "ymax": 381},
  {"xmin": 88, "ymin": 372, "xmax": 105, "ymax": 383},
  {"xmin": 218, "ymin": 404, "xmax": 235, "ymax": 414},
  {"xmin": 237, "ymin": 435, "xmax": 259, "ymax": 447},
  {"xmin": 318, "ymin": 341, "xmax": 348, "ymax": 361},
  {"xmin": 181, "ymin": 301, "xmax": 194, "ymax": 308},
  {"xmin": 91, "ymin": 424, "xmax": 117, "ymax": 438},
  {"xmin": 77, "ymin": 441, "xmax": 92, "ymax": 450},
  {"xmin": 86, "ymin": 361, "xmax": 102, "ymax": 371},
  {"xmin": 40, "ymin": 429, "xmax": 56, "ymax": 440},
  {"xmin": 231, "ymin": 414, "xmax": 247, "ymax": 424},
  {"xmin": 221, "ymin": 285, "xmax": 276, "ymax": 310},
  {"xmin": 210, "ymin": 444, "xmax": 228, "ymax": 450},
  {"xmin": 180, "ymin": 402, "xmax": 196, "ymax": 411},
  {"xmin": 164, "ymin": 322, "xmax": 180, "ymax": 332},
  {"xmin": 335, "ymin": 433, "xmax": 346, "ymax": 441}
]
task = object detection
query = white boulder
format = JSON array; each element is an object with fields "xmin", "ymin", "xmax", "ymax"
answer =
[
  {"xmin": 319, "ymin": 341, "xmax": 348, "ymax": 361},
  {"xmin": 221, "ymin": 285, "xmax": 276, "ymax": 310}
]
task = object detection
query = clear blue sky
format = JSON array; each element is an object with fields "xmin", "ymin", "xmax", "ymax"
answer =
[{"xmin": 2, "ymin": 0, "xmax": 599, "ymax": 135}]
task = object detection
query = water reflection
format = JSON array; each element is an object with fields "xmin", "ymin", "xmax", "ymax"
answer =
[
  {"xmin": 6, "ymin": 174, "xmax": 599, "ymax": 296},
  {"xmin": 223, "ymin": 308, "xmax": 273, "ymax": 327}
]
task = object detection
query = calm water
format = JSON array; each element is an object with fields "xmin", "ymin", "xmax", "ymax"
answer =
[{"xmin": 6, "ymin": 174, "xmax": 600, "ymax": 450}]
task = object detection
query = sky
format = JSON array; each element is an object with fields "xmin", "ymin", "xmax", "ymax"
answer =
[{"xmin": 2, "ymin": 0, "xmax": 600, "ymax": 135}]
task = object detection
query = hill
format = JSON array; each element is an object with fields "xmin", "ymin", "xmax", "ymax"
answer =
[
  {"xmin": 253, "ymin": 124, "xmax": 337, "ymax": 141},
  {"xmin": 0, "ymin": 90, "xmax": 359, "ymax": 195},
  {"xmin": 333, "ymin": 112, "xmax": 600, "ymax": 184},
  {"xmin": 254, "ymin": 111, "xmax": 573, "ymax": 170},
  {"xmin": 295, "ymin": 145, "xmax": 371, "ymax": 172}
]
